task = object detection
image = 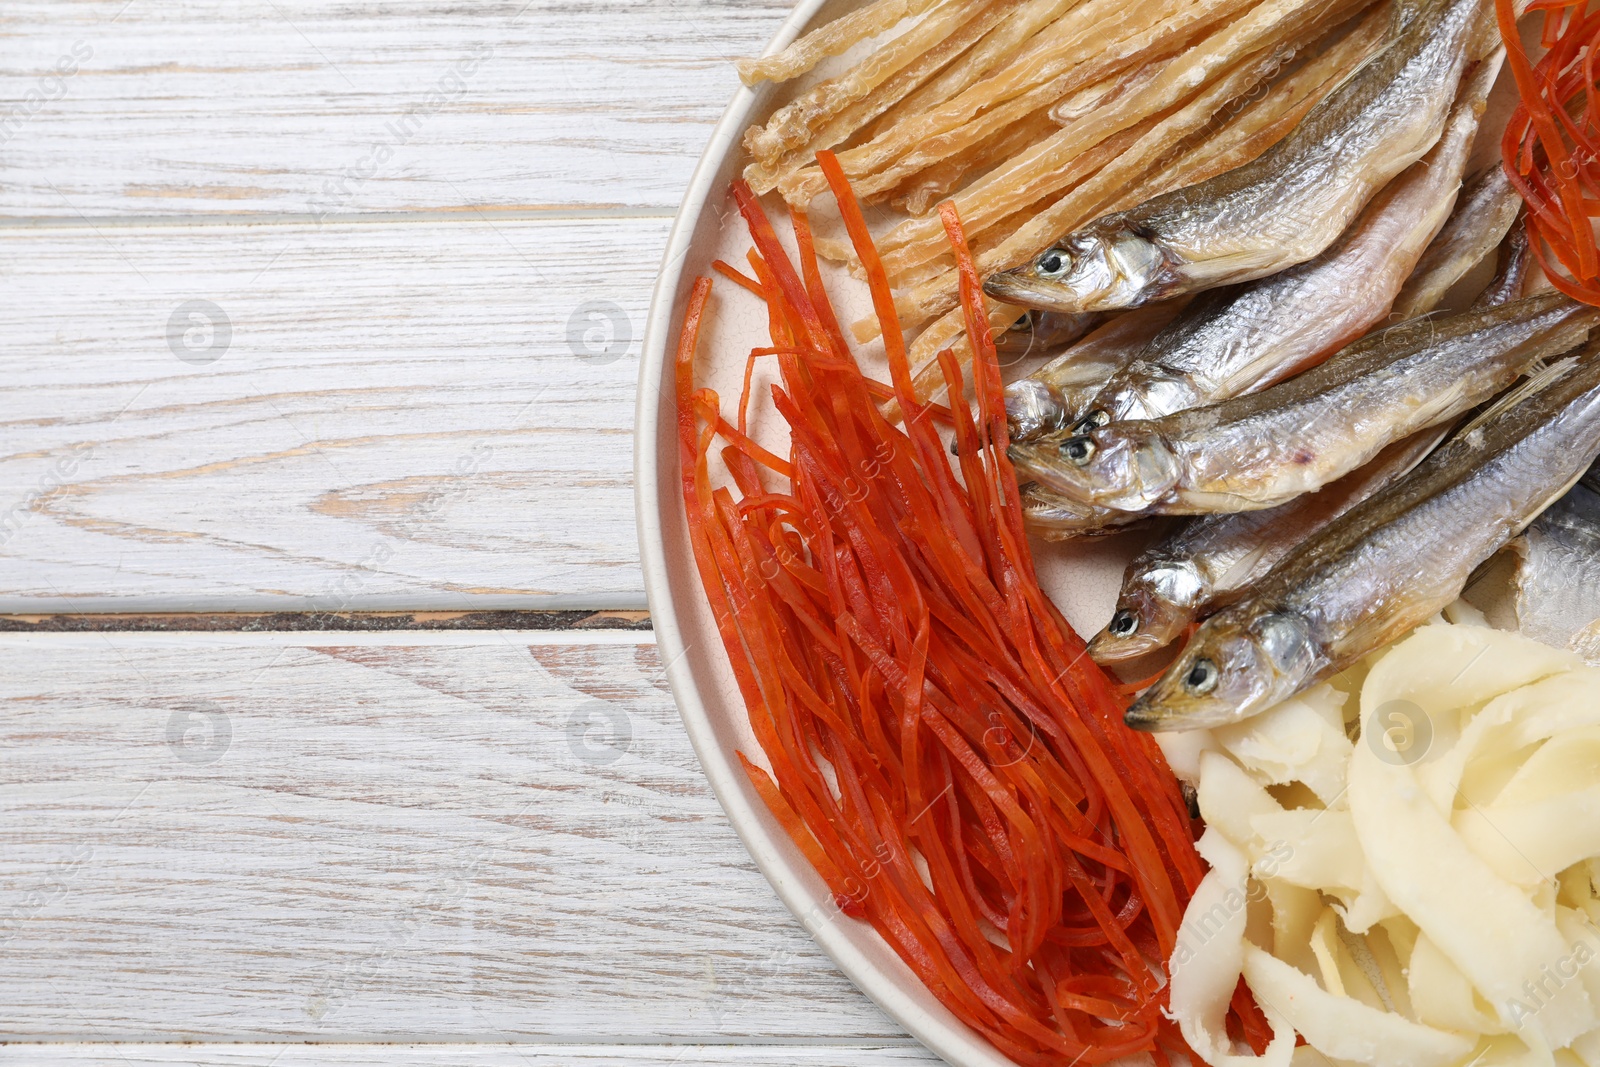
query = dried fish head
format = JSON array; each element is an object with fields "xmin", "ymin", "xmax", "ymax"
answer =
[
  {"xmin": 1088, "ymin": 560, "xmax": 1204, "ymax": 663},
  {"xmin": 992, "ymin": 309, "xmax": 1102, "ymax": 360},
  {"xmin": 984, "ymin": 225, "xmax": 1176, "ymax": 314},
  {"xmin": 1005, "ymin": 378, "xmax": 1073, "ymax": 440},
  {"xmin": 1008, "ymin": 423, "xmax": 1181, "ymax": 512},
  {"xmin": 1125, "ymin": 607, "xmax": 1318, "ymax": 730}
]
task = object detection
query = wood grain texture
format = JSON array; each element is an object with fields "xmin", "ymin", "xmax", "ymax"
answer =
[
  {"xmin": 0, "ymin": 0, "xmax": 792, "ymax": 218},
  {"xmin": 0, "ymin": 218, "xmax": 669, "ymax": 613},
  {"xmin": 0, "ymin": 635, "xmax": 916, "ymax": 1044},
  {"xmin": 0, "ymin": 1044, "xmax": 939, "ymax": 1065}
]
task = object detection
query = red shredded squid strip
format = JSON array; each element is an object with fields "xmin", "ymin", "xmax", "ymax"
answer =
[
  {"xmin": 674, "ymin": 165, "xmax": 1265, "ymax": 1064},
  {"xmin": 1501, "ymin": 0, "xmax": 1600, "ymax": 303}
]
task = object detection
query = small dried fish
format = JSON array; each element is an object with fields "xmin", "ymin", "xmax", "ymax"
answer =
[
  {"xmin": 1020, "ymin": 482, "xmax": 1151, "ymax": 538},
  {"xmin": 1390, "ymin": 163, "xmax": 1522, "ymax": 319},
  {"xmin": 1126, "ymin": 352, "xmax": 1600, "ymax": 730},
  {"xmin": 1508, "ymin": 467, "xmax": 1600, "ymax": 661},
  {"xmin": 993, "ymin": 310, "xmax": 1104, "ymax": 363},
  {"xmin": 1009, "ymin": 293, "xmax": 1598, "ymax": 514},
  {"xmin": 1003, "ymin": 302, "xmax": 1187, "ymax": 440},
  {"xmin": 1470, "ymin": 213, "xmax": 1531, "ymax": 309},
  {"xmin": 1086, "ymin": 429, "xmax": 1444, "ymax": 663},
  {"xmin": 983, "ymin": 0, "xmax": 1488, "ymax": 313},
  {"xmin": 1069, "ymin": 56, "xmax": 1497, "ymax": 428}
]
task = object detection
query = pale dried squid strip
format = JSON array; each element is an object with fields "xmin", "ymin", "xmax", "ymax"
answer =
[
  {"xmin": 782, "ymin": 0, "xmax": 1256, "ymax": 205},
  {"xmin": 737, "ymin": 0, "xmax": 946, "ymax": 87},
  {"xmin": 743, "ymin": 0, "xmax": 994, "ymax": 173},
  {"xmin": 1351, "ymin": 650, "xmax": 1595, "ymax": 1048},
  {"xmin": 1242, "ymin": 946, "xmax": 1475, "ymax": 1067},
  {"xmin": 746, "ymin": 0, "xmax": 1019, "ymax": 192},
  {"xmin": 1169, "ymin": 828, "xmax": 1297, "ymax": 1067}
]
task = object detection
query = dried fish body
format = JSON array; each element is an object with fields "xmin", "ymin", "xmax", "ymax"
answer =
[
  {"xmin": 1508, "ymin": 470, "xmax": 1600, "ymax": 661},
  {"xmin": 1086, "ymin": 430, "xmax": 1444, "ymax": 662},
  {"xmin": 1010, "ymin": 293, "xmax": 1597, "ymax": 515},
  {"xmin": 1390, "ymin": 162, "xmax": 1522, "ymax": 319},
  {"xmin": 1074, "ymin": 55, "xmax": 1497, "ymax": 427},
  {"xmin": 984, "ymin": 0, "xmax": 1489, "ymax": 313},
  {"xmin": 1004, "ymin": 302, "xmax": 1187, "ymax": 439},
  {"xmin": 1127, "ymin": 353, "xmax": 1600, "ymax": 730}
]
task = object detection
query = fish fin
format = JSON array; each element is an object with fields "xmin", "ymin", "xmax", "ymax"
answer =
[{"xmin": 1455, "ymin": 358, "xmax": 1580, "ymax": 440}]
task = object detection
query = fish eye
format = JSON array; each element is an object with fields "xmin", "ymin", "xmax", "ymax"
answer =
[
  {"xmin": 1073, "ymin": 409, "xmax": 1110, "ymax": 434},
  {"xmin": 1060, "ymin": 436, "xmax": 1096, "ymax": 465},
  {"xmin": 1036, "ymin": 249, "xmax": 1070, "ymax": 279},
  {"xmin": 1184, "ymin": 657, "xmax": 1220, "ymax": 695},
  {"xmin": 1009, "ymin": 313, "xmax": 1033, "ymax": 333},
  {"xmin": 1108, "ymin": 610, "xmax": 1138, "ymax": 637}
]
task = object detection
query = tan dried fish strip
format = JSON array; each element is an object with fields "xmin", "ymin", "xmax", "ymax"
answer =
[
  {"xmin": 782, "ymin": 0, "xmax": 1259, "ymax": 205},
  {"xmin": 745, "ymin": 0, "xmax": 1016, "ymax": 193},
  {"xmin": 737, "ymin": 0, "xmax": 946, "ymax": 86},
  {"xmin": 861, "ymin": 0, "xmax": 1083, "ymax": 137},
  {"xmin": 744, "ymin": 0, "xmax": 994, "ymax": 172},
  {"xmin": 893, "ymin": 111, "xmax": 1063, "ymax": 215}
]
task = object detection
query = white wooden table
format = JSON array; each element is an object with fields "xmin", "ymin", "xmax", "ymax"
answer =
[{"xmin": 0, "ymin": 3, "xmax": 941, "ymax": 1062}]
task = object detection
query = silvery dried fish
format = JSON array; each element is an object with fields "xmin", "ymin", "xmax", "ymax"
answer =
[
  {"xmin": 1071, "ymin": 57, "xmax": 1498, "ymax": 429},
  {"xmin": 1392, "ymin": 162, "xmax": 1522, "ymax": 319},
  {"xmin": 1009, "ymin": 293, "xmax": 1597, "ymax": 514},
  {"xmin": 1087, "ymin": 429, "xmax": 1444, "ymax": 662},
  {"xmin": 1127, "ymin": 352, "xmax": 1600, "ymax": 730},
  {"xmin": 1508, "ymin": 467, "xmax": 1600, "ymax": 662},
  {"xmin": 983, "ymin": 0, "xmax": 1488, "ymax": 313}
]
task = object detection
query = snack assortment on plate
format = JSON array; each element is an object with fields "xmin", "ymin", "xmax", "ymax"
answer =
[{"xmin": 670, "ymin": 0, "xmax": 1600, "ymax": 1061}]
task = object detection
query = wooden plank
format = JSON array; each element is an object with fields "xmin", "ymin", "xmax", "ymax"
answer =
[
  {"xmin": 0, "ymin": 217, "xmax": 667, "ymax": 613},
  {"xmin": 0, "ymin": 634, "xmax": 915, "ymax": 1042},
  {"xmin": 1, "ymin": 0, "xmax": 792, "ymax": 218},
  {"xmin": 0, "ymin": 1044, "xmax": 941, "ymax": 1065},
  {"xmin": 0, "ymin": 610, "xmax": 654, "ymax": 633}
]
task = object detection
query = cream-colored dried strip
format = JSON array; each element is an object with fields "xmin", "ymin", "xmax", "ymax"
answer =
[
  {"xmin": 744, "ymin": 0, "xmax": 993, "ymax": 172},
  {"xmin": 745, "ymin": 0, "xmax": 1015, "ymax": 192},
  {"xmin": 737, "ymin": 0, "xmax": 947, "ymax": 86},
  {"xmin": 861, "ymin": 0, "xmax": 1083, "ymax": 143},
  {"xmin": 782, "ymin": 0, "xmax": 1254, "ymax": 205}
]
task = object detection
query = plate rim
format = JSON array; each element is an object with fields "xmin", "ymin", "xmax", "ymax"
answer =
[{"xmin": 632, "ymin": 5, "xmax": 1012, "ymax": 1065}]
